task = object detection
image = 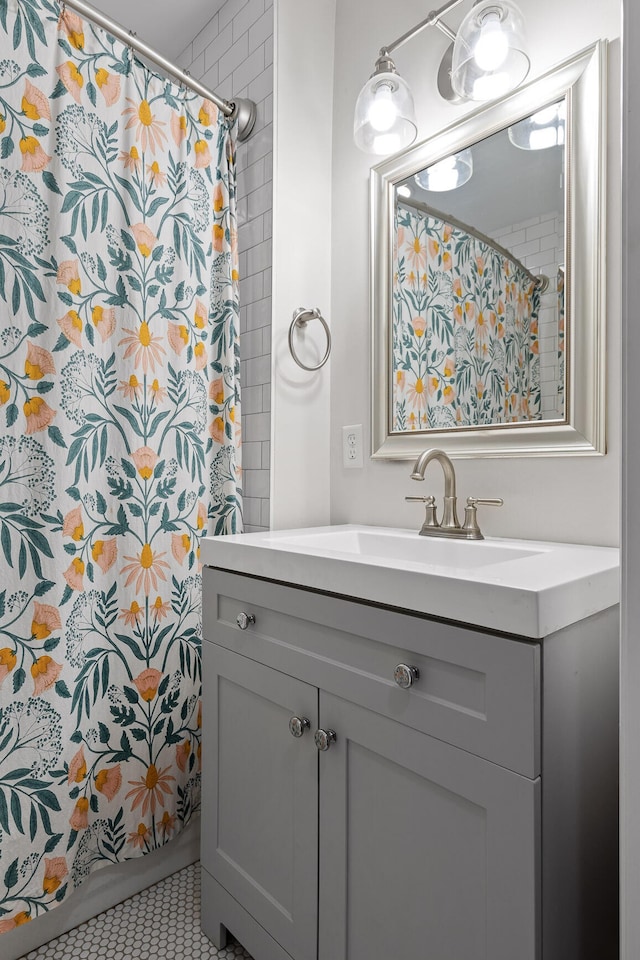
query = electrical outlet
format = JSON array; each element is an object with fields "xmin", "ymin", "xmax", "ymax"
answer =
[{"xmin": 342, "ymin": 424, "xmax": 363, "ymax": 469}]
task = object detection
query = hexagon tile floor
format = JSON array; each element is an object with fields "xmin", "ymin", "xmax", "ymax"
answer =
[{"xmin": 18, "ymin": 862, "xmax": 254, "ymax": 960}]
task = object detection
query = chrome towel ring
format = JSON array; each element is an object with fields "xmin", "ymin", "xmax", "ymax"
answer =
[{"xmin": 288, "ymin": 307, "xmax": 331, "ymax": 372}]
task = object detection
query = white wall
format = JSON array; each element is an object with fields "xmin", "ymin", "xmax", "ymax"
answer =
[
  {"xmin": 179, "ymin": 0, "xmax": 274, "ymax": 533},
  {"xmin": 330, "ymin": 0, "xmax": 621, "ymax": 546},
  {"xmin": 269, "ymin": 0, "xmax": 336, "ymax": 530}
]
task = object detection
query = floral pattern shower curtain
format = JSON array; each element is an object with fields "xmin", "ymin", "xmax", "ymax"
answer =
[
  {"xmin": 393, "ymin": 206, "xmax": 541, "ymax": 431},
  {"xmin": 557, "ymin": 266, "xmax": 565, "ymax": 419},
  {"xmin": 0, "ymin": 0, "xmax": 241, "ymax": 930}
]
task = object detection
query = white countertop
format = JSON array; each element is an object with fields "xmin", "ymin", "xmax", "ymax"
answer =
[{"xmin": 201, "ymin": 524, "xmax": 620, "ymax": 638}]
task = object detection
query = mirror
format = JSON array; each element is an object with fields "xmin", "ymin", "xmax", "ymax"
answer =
[
  {"xmin": 393, "ymin": 103, "xmax": 565, "ymax": 431},
  {"xmin": 371, "ymin": 42, "xmax": 606, "ymax": 458}
]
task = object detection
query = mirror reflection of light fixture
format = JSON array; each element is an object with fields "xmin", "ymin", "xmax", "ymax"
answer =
[
  {"xmin": 508, "ymin": 100, "xmax": 566, "ymax": 150},
  {"xmin": 354, "ymin": 0, "xmax": 529, "ymax": 157},
  {"xmin": 414, "ymin": 148, "xmax": 474, "ymax": 191}
]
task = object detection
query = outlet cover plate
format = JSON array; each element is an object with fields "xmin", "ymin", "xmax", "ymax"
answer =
[{"xmin": 342, "ymin": 424, "xmax": 363, "ymax": 469}]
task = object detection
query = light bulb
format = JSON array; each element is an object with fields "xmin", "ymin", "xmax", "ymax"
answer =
[
  {"xmin": 473, "ymin": 14, "xmax": 509, "ymax": 71},
  {"xmin": 397, "ymin": 185, "xmax": 412, "ymax": 198},
  {"xmin": 367, "ymin": 82, "xmax": 398, "ymax": 133}
]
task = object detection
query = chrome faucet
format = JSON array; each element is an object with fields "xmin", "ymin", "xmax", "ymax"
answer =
[{"xmin": 405, "ymin": 448, "xmax": 503, "ymax": 540}]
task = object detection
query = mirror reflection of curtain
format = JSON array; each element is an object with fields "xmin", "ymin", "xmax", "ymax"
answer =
[{"xmin": 393, "ymin": 207, "xmax": 541, "ymax": 431}]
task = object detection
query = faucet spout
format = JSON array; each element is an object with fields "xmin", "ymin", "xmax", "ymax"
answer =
[{"xmin": 410, "ymin": 448, "xmax": 460, "ymax": 530}]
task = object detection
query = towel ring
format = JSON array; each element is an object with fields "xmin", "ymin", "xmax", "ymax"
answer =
[{"xmin": 288, "ymin": 307, "xmax": 331, "ymax": 372}]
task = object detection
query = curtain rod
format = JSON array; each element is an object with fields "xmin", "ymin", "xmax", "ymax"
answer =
[{"xmin": 59, "ymin": 0, "xmax": 257, "ymax": 141}]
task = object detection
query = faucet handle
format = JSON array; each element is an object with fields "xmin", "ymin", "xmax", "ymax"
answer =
[
  {"xmin": 405, "ymin": 495, "xmax": 439, "ymax": 530},
  {"xmin": 462, "ymin": 497, "xmax": 503, "ymax": 540},
  {"xmin": 466, "ymin": 497, "xmax": 504, "ymax": 507}
]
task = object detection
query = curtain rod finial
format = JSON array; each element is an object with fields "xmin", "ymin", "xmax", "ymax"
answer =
[{"xmin": 231, "ymin": 98, "xmax": 257, "ymax": 142}]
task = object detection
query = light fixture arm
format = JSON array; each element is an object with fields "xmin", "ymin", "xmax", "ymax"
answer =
[
  {"xmin": 433, "ymin": 19, "xmax": 458, "ymax": 43},
  {"xmin": 382, "ymin": 0, "xmax": 467, "ymax": 56}
]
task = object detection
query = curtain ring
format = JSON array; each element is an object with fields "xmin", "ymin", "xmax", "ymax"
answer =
[
  {"xmin": 179, "ymin": 69, "xmax": 191, "ymax": 96},
  {"xmin": 288, "ymin": 307, "xmax": 331, "ymax": 372}
]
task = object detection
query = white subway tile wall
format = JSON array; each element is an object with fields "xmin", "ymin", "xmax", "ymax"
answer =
[
  {"xmin": 179, "ymin": 0, "xmax": 273, "ymax": 533},
  {"xmin": 492, "ymin": 211, "xmax": 564, "ymax": 418}
]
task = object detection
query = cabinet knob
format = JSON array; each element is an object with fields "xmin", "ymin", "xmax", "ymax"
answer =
[
  {"xmin": 236, "ymin": 612, "xmax": 256, "ymax": 630},
  {"xmin": 314, "ymin": 729, "xmax": 337, "ymax": 752},
  {"xmin": 393, "ymin": 663, "xmax": 420, "ymax": 689},
  {"xmin": 289, "ymin": 716, "xmax": 310, "ymax": 738}
]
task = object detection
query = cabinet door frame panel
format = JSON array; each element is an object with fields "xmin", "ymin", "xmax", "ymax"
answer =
[
  {"xmin": 201, "ymin": 643, "xmax": 319, "ymax": 960},
  {"xmin": 318, "ymin": 693, "xmax": 541, "ymax": 960}
]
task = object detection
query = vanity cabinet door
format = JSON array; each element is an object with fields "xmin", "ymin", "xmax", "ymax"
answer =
[
  {"xmin": 318, "ymin": 693, "xmax": 540, "ymax": 960},
  {"xmin": 201, "ymin": 644, "xmax": 319, "ymax": 960}
]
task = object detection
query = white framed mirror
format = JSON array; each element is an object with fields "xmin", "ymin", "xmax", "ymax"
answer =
[{"xmin": 371, "ymin": 41, "xmax": 606, "ymax": 459}]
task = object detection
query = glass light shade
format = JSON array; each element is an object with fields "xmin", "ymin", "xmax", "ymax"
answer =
[
  {"xmin": 414, "ymin": 148, "xmax": 473, "ymax": 192},
  {"xmin": 508, "ymin": 100, "xmax": 566, "ymax": 149},
  {"xmin": 354, "ymin": 71, "xmax": 417, "ymax": 155},
  {"xmin": 450, "ymin": 0, "xmax": 530, "ymax": 102}
]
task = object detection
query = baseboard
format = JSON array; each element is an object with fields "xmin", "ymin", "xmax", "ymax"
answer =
[{"xmin": 2, "ymin": 816, "xmax": 200, "ymax": 960}]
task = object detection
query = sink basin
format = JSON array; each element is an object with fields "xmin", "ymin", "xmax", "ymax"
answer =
[
  {"xmin": 275, "ymin": 528, "xmax": 544, "ymax": 570},
  {"xmin": 201, "ymin": 524, "xmax": 619, "ymax": 638}
]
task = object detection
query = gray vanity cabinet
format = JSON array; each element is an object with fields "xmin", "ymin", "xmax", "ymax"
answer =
[{"xmin": 201, "ymin": 568, "xmax": 618, "ymax": 960}]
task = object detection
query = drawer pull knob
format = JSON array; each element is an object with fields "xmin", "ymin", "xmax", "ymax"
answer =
[
  {"xmin": 394, "ymin": 663, "xmax": 420, "ymax": 689},
  {"xmin": 236, "ymin": 612, "xmax": 256, "ymax": 630},
  {"xmin": 314, "ymin": 728, "xmax": 337, "ymax": 752},
  {"xmin": 289, "ymin": 716, "xmax": 310, "ymax": 738}
]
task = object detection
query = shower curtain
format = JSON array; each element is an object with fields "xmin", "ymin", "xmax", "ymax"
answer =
[
  {"xmin": 0, "ymin": 0, "xmax": 241, "ymax": 931},
  {"xmin": 393, "ymin": 206, "xmax": 541, "ymax": 431}
]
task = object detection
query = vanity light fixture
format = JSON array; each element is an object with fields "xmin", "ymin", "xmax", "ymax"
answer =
[
  {"xmin": 354, "ymin": 0, "xmax": 530, "ymax": 156},
  {"xmin": 414, "ymin": 147, "xmax": 473, "ymax": 191},
  {"xmin": 451, "ymin": 0, "xmax": 530, "ymax": 101},
  {"xmin": 353, "ymin": 50, "xmax": 418, "ymax": 156},
  {"xmin": 507, "ymin": 100, "xmax": 566, "ymax": 149}
]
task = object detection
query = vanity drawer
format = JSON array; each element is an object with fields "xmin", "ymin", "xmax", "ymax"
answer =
[{"xmin": 203, "ymin": 568, "xmax": 540, "ymax": 778}]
